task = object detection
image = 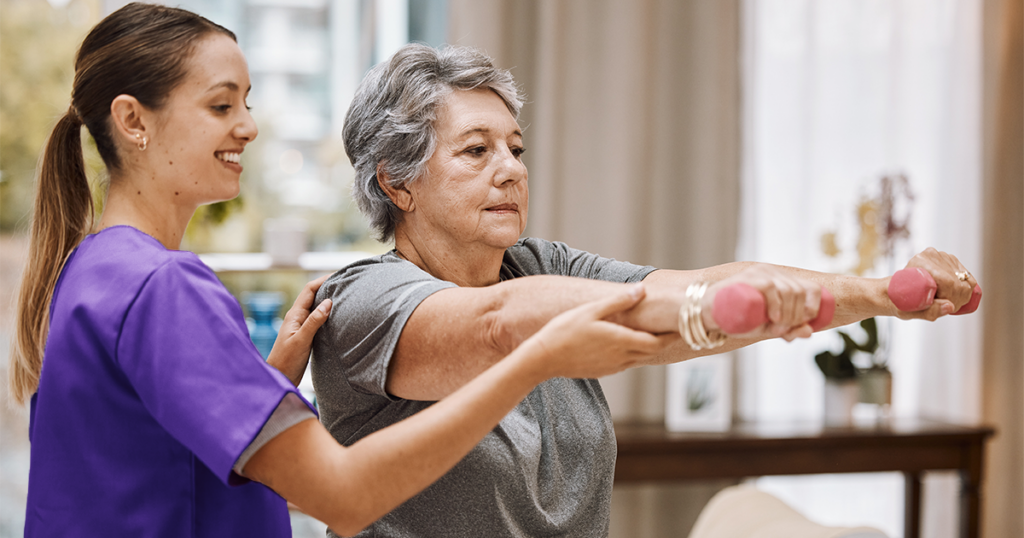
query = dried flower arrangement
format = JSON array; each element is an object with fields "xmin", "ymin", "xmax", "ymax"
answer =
[{"xmin": 816, "ymin": 173, "xmax": 915, "ymax": 380}]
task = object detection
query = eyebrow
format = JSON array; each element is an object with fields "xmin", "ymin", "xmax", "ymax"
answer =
[
  {"xmin": 458, "ymin": 127, "xmax": 523, "ymax": 139},
  {"xmin": 206, "ymin": 81, "xmax": 251, "ymax": 93}
]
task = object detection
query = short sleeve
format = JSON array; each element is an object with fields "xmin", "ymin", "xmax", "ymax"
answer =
[
  {"xmin": 116, "ymin": 257, "xmax": 311, "ymax": 485},
  {"xmin": 502, "ymin": 237, "xmax": 656, "ymax": 282},
  {"xmin": 313, "ymin": 255, "xmax": 457, "ymax": 398}
]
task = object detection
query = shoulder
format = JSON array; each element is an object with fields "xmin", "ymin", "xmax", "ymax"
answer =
[
  {"xmin": 501, "ymin": 237, "xmax": 572, "ymax": 276},
  {"xmin": 55, "ymin": 227, "xmax": 220, "ymax": 313},
  {"xmin": 505, "ymin": 237, "xmax": 572, "ymax": 261},
  {"xmin": 316, "ymin": 251, "xmax": 454, "ymax": 304},
  {"xmin": 502, "ymin": 237, "xmax": 656, "ymax": 282},
  {"xmin": 501, "ymin": 237, "xmax": 594, "ymax": 277},
  {"xmin": 86, "ymin": 227, "xmax": 236, "ymax": 319},
  {"xmin": 73, "ymin": 226, "xmax": 213, "ymax": 283}
]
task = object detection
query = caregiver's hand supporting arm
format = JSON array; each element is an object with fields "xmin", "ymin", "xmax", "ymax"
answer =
[{"xmin": 242, "ymin": 286, "xmax": 673, "ymax": 537}]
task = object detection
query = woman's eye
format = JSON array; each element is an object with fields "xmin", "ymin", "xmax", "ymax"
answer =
[
  {"xmin": 465, "ymin": 146, "xmax": 487, "ymax": 156},
  {"xmin": 511, "ymin": 147, "xmax": 526, "ymax": 158},
  {"xmin": 212, "ymin": 105, "xmax": 231, "ymax": 113}
]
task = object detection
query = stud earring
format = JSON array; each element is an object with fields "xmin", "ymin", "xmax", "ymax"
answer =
[{"xmin": 135, "ymin": 133, "xmax": 148, "ymax": 151}]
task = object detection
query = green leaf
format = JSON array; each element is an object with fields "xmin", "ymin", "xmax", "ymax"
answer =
[
  {"xmin": 858, "ymin": 317, "xmax": 879, "ymax": 353},
  {"xmin": 815, "ymin": 350, "xmax": 858, "ymax": 379}
]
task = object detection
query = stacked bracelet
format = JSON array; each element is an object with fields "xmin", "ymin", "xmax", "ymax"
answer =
[{"xmin": 678, "ymin": 282, "xmax": 727, "ymax": 351}]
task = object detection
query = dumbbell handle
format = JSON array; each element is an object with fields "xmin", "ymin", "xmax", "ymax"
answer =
[
  {"xmin": 887, "ymin": 267, "xmax": 982, "ymax": 314},
  {"xmin": 711, "ymin": 283, "xmax": 836, "ymax": 335}
]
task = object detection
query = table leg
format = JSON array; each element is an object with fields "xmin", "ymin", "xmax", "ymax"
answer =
[
  {"xmin": 960, "ymin": 468, "xmax": 982, "ymax": 538},
  {"xmin": 904, "ymin": 471, "xmax": 922, "ymax": 538}
]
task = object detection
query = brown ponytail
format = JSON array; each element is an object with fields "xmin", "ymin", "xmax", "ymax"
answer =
[
  {"xmin": 9, "ymin": 111, "xmax": 93, "ymax": 405},
  {"xmin": 8, "ymin": 3, "xmax": 236, "ymax": 405}
]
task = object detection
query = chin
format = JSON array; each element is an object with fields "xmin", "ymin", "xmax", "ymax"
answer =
[
  {"xmin": 215, "ymin": 184, "xmax": 242, "ymax": 203},
  {"xmin": 486, "ymin": 233, "xmax": 522, "ymax": 250}
]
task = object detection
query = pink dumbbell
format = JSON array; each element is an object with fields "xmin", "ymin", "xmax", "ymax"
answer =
[
  {"xmin": 887, "ymin": 267, "xmax": 982, "ymax": 315},
  {"xmin": 711, "ymin": 283, "xmax": 836, "ymax": 335}
]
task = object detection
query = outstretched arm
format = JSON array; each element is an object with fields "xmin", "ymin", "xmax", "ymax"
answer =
[
  {"xmin": 387, "ymin": 248, "xmax": 978, "ymax": 399},
  {"xmin": 243, "ymin": 286, "xmax": 674, "ymax": 537}
]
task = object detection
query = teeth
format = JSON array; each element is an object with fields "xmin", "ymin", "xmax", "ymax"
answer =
[{"xmin": 217, "ymin": 152, "xmax": 240, "ymax": 164}]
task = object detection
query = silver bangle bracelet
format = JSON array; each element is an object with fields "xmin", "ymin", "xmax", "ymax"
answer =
[{"xmin": 678, "ymin": 282, "xmax": 727, "ymax": 351}]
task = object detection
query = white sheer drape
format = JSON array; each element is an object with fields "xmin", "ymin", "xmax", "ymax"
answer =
[{"xmin": 739, "ymin": 1, "xmax": 983, "ymax": 536}]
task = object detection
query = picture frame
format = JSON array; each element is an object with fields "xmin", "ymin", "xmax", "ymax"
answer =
[{"xmin": 665, "ymin": 353, "xmax": 733, "ymax": 432}]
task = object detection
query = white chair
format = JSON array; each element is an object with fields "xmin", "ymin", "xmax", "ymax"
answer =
[{"xmin": 688, "ymin": 486, "xmax": 889, "ymax": 538}]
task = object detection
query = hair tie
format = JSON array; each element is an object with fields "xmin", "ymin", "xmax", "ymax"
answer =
[{"xmin": 67, "ymin": 105, "xmax": 83, "ymax": 126}]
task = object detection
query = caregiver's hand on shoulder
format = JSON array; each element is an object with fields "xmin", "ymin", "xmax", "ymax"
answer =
[
  {"xmin": 524, "ymin": 284, "xmax": 677, "ymax": 380},
  {"xmin": 266, "ymin": 275, "xmax": 334, "ymax": 386}
]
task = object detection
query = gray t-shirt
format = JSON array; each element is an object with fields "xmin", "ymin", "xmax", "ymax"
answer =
[{"xmin": 311, "ymin": 237, "xmax": 655, "ymax": 537}]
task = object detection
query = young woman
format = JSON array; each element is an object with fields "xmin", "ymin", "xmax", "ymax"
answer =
[{"xmin": 8, "ymin": 4, "xmax": 673, "ymax": 536}]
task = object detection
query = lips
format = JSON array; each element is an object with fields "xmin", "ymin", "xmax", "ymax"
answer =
[{"xmin": 486, "ymin": 203, "xmax": 518, "ymax": 212}]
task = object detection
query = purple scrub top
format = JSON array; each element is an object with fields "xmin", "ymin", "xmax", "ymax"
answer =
[{"xmin": 25, "ymin": 226, "xmax": 312, "ymax": 537}]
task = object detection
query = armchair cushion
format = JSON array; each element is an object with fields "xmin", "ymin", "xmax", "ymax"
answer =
[{"xmin": 688, "ymin": 485, "xmax": 888, "ymax": 538}]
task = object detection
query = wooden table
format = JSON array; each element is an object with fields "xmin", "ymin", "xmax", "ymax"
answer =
[{"xmin": 614, "ymin": 418, "xmax": 994, "ymax": 538}]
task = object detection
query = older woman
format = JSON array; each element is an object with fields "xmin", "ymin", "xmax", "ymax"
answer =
[{"xmin": 311, "ymin": 44, "xmax": 977, "ymax": 537}]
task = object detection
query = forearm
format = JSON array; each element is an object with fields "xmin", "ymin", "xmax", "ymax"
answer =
[
  {"xmin": 761, "ymin": 267, "xmax": 892, "ymax": 328},
  {"xmin": 644, "ymin": 264, "xmax": 893, "ymax": 330},
  {"xmin": 245, "ymin": 343, "xmax": 548, "ymax": 536}
]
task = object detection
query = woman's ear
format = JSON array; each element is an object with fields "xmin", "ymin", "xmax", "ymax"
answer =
[
  {"xmin": 110, "ymin": 95, "xmax": 150, "ymax": 150},
  {"xmin": 377, "ymin": 164, "xmax": 414, "ymax": 212}
]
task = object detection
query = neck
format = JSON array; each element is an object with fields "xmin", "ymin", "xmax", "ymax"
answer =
[
  {"xmin": 393, "ymin": 226, "xmax": 506, "ymax": 287},
  {"xmin": 98, "ymin": 174, "xmax": 196, "ymax": 250}
]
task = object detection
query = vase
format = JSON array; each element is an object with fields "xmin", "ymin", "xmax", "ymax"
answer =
[
  {"xmin": 244, "ymin": 292, "xmax": 284, "ymax": 359},
  {"xmin": 859, "ymin": 368, "xmax": 892, "ymax": 406},
  {"xmin": 823, "ymin": 378, "xmax": 859, "ymax": 426}
]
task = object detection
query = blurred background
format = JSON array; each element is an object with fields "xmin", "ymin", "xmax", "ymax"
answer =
[{"xmin": 1, "ymin": 0, "xmax": 1020, "ymax": 537}]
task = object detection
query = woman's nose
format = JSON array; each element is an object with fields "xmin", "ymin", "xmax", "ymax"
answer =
[
  {"xmin": 236, "ymin": 109, "xmax": 259, "ymax": 142},
  {"xmin": 493, "ymin": 146, "xmax": 526, "ymax": 187}
]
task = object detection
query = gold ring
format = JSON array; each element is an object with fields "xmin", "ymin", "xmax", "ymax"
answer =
[{"xmin": 956, "ymin": 271, "xmax": 969, "ymax": 282}]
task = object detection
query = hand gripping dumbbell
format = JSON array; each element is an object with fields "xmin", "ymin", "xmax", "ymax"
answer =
[
  {"xmin": 886, "ymin": 267, "xmax": 982, "ymax": 314},
  {"xmin": 710, "ymin": 283, "xmax": 836, "ymax": 335}
]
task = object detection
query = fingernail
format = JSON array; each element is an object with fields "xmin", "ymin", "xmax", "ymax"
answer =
[{"xmin": 318, "ymin": 299, "xmax": 332, "ymax": 314}]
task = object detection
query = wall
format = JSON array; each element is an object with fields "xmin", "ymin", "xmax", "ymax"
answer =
[{"xmin": 981, "ymin": 0, "xmax": 1024, "ymax": 536}]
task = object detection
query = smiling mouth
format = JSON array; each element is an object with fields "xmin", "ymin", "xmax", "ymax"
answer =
[
  {"xmin": 487, "ymin": 203, "xmax": 518, "ymax": 212},
  {"xmin": 216, "ymin": 151, "xmax": 241, "ymax": 164}
]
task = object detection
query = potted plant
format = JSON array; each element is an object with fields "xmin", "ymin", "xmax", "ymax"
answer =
[
  {"xmin": 816, "ymin": 318, "xmax": 884, "ymax": 425},
  {"xmin": 817, "ymin": 174, "xmax": 911, "ymax": 424},
  {"xmin": 815, "ymin": 317, "xmax": 893, "ymax": 423}
]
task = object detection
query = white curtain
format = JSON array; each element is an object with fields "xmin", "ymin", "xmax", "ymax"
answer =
[{"xmin": 739, "ymin": 1, "xmax": 983, "ymax": 537}]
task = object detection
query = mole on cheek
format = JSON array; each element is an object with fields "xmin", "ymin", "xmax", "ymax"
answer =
[
  {"xmin": 137, "ymin": 191, "xmax": 141, "ymax": 195},
  {"xmin": 169, "ymin": 161, "xmax": 173, "ymax": 165},
  {"xmin": 175, "ymin": 192, "xmax": 179, "ymax": 195}
]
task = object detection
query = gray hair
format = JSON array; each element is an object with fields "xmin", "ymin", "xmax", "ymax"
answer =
[{"xmin": 343, "ymin": 43, "xmax": 524, "ymax": 242}]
